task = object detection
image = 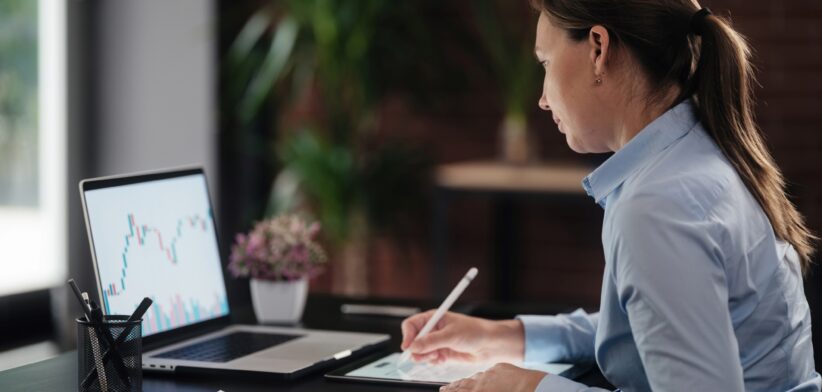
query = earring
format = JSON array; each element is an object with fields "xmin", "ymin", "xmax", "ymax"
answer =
[{"xmin": 595, "ymin": 76, "xmax": 603, "ymax": 84}]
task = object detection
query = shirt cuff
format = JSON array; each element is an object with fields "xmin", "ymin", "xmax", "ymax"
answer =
[
  {"xmin": 517, "ymin": 309, "xmax": 595, "ymax": 363},
  {"xmin": 535, "ymin": 374, "xmax": 609, "ymax": 392}
]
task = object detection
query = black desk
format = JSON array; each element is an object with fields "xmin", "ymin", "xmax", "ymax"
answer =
[{"xmin": 0, "ymin": 295, "xmax": 612, "ymax": 391}]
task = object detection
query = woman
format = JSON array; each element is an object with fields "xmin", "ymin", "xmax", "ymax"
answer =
[{"xmin": 401, "ymin": 1, "xmax": 821, "ymax": 391}]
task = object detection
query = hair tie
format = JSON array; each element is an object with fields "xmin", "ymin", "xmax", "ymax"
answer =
[{"xmin": 690, "ymin": 8, "xmax": 712, "ymax": 36}]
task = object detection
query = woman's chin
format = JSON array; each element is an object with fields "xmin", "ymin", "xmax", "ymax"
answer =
[{"xmin": 566, "ymin": 135, "xmax": 588, "ymax": 154}]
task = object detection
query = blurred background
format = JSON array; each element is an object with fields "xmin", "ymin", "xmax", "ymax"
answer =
[{"xmin": 0, "ymin": 0, "xmax": 821, "ymax": 373}]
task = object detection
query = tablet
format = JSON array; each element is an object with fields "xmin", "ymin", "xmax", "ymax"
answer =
[{"xmin": 326, "ymin": 352, "xmax": 587, "ymax": 387}]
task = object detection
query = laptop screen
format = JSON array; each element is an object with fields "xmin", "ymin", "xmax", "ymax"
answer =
[{"xmin": 83, "ymin": 172, "xmax": 230, "ymax": 336}]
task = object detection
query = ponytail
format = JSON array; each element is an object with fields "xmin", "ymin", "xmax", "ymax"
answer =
[{"xmin": 695, "ymin": 13, "xmax": 816, "ymax": 273}]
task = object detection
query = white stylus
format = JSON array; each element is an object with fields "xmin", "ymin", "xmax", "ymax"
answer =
[{"xmin": 399, "ymin": 267, "xmax": 478, "ymax": 364}]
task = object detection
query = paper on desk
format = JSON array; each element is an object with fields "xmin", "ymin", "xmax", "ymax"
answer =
[{"xmin": 346, "ymin": 352, "xmax": 573, "ymax": 384}]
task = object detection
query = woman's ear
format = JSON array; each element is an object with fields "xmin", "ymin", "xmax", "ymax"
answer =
[{"xmin": 588, "ymin": 25, "xmax": 610, "ymax": 76}]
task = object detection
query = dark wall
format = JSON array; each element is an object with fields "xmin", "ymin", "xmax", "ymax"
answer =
[{"xmin": 217, "ymin": 0, "xmax": 278, "ymax": 317}]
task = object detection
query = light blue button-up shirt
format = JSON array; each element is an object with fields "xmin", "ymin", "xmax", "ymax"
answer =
[{"xmin": 518, "ymin": 101, "xmax": 821, "ymax": 391}]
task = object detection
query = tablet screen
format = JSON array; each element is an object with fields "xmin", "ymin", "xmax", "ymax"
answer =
[{"xmin": 344, "ymin": 352, "xmax": 574, "ymax": 385}]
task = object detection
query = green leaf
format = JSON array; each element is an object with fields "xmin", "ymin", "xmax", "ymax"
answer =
[{"xmin": 237, "ymin": 15, "xmax": 299, "ymax": 124}]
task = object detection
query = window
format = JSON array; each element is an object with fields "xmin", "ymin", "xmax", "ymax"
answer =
[{"xmin": 0, "ymin": 0, "xmax": 67, "ymax": 296}]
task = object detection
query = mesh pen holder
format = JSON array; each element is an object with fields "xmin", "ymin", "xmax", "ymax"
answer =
[{"xmin": 76, "ymin": 316, "xmax": 142, "ymax": 392}]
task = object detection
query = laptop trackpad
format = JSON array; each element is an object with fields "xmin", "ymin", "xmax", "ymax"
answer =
[{"xmin": 260, "ymin": 340, "xmax": 355, "ymax": 361}]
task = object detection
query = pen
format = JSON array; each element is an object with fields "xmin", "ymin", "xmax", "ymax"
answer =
[
  {"xmin": 81, "ymin": 291, "xmax": 111, "ymax": 392},
  {"xmin": 399, "ymin": 267, "xmax": 478, "ymax": 364},
  {"xmin": 82, "ymin": 292, "xmax": 91, "ymax": 309},
  {"xmin": 68, "ymin": 279, "xmax": 131, "ymax": 388},
  {"xmin": 86, "ymin": 295, "xmax": 133, "ymax": 387},
  {"xmin": 81, "ymin": 297, "xmax": 153, "ymax": 389},
  {"xmin": 68, "ymin": 279, "xmax": 92, "ymax": 321},
  {"xmin": 88, "ymin": 320, "xmax": 109, "ymax": 392}
]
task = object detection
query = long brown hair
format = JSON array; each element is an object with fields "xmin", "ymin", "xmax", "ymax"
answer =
[{"xmin": 530, "ymin": 0, "xmax": 816, "ymax": 273}]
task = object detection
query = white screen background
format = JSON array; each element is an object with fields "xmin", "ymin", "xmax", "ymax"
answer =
[{"xmin": 84, "ymin": 174, "xmax": 229, "ymax": 336}]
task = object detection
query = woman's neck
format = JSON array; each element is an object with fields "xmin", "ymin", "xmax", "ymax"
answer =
[{"xmin": 612, "ymin": 85, "xmax": 683, "ymax": 150}]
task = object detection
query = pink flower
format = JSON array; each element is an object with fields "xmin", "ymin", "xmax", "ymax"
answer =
[{"xmin": 227, "ymin": 214, "xmax": 327, "ymax": 281}]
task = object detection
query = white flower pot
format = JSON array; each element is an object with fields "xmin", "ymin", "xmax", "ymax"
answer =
[{"xmin": 249, "ymin": 278, "xmax": 308, "ymax": 324}]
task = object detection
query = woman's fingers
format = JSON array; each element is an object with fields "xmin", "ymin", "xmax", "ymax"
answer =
[
  {"xmin": 400, "ymin": 309, "xmax": 438, "ymax": 350},
  {"xmin": 408, "ymin": 348, "xmax": 468, "ymax": 366},
  {"xmin": 411, "ymin": 351, "xmax": 439, "ymax": 363},
  {"xmin": 408, "ymin": 326, "xmax": 457, "ymax": 354},
  {"xmin": 412, "ymin": 347, "xmax": 472, "ymax": 364},
  {"xmin": 440, "ymin": 377, "xmax": 477, "ymax": 392},
  {"xmin": 435, "ymin": 348, "xmax": 475, "ymax": 363}
]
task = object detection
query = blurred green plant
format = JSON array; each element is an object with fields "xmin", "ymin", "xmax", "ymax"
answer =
[
  {"xmin": 225, "ymin": 0, "xmax": 438, "ymax": 246},
  {"xmin": 472, "ymin": 0, "xmax": 540, "ymax": 121},
  {"xmin": 225, "ymin": 0, "xmax": 542, "ymax": 243},
  {"xmin": 268, "ymin": 130, "xmax": 430, "ymax": 245},
  {"xmin": 471, "ymin": 0, "xmax": 542, "ymax": 163}
]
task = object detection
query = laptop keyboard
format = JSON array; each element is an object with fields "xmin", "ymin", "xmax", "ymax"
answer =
[{"xmin": 153, "ymin": 331, "xmax": 302, "ymax": 363}]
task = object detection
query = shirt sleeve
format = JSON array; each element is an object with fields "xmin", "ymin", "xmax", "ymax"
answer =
[
  {"xmin": 610, "ymin": 193, "xmax": 745, "ymax": 391},
  {"xmin": 516, "ymin": 310, "xmax": 598, "ymax": 363}
]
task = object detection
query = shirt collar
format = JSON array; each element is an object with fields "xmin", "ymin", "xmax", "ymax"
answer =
[{"xmin": 582, "ymin": 100, "xmax": 699, "ymax": 207}]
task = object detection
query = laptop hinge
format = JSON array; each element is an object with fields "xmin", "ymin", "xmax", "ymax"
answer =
[{"xmin": 142, "ymin": 315, "xmax": 232, "ymax": 351}]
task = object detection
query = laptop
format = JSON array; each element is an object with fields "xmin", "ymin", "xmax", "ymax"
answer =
[{"xmin": 79, "ymin": 167, "xmax": 389, "ymax": 378}]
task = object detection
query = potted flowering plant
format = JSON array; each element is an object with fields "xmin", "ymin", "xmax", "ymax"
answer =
[{"xmin": 228, "ymin": 214, "xmax": 327, "ymax": 323}]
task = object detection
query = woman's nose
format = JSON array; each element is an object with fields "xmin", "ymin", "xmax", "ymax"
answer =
[{"xmin": 538, "ymin": 95, "xmax": 550, "ymax": 111}]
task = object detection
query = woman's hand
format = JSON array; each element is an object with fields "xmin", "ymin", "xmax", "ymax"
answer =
[
  {"xmin": 440, "ymin": 363, "xmax": 547, "ymax": 392},
  {"xmin": 400, "ymin": 310, "xmax": 524, "ymax": 364}
]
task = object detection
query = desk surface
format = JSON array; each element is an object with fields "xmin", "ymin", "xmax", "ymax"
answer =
[
  {"xmin": 0, "ymin": 295, "xmax": 612, "ymax": 391},
  {"xmin": 435, "ymin": 161, "xmax": 592, "ymax": 194}
]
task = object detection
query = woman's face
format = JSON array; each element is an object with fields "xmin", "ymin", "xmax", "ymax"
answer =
[{"xmin": 534, "ymin": 13, "xmax": 614, "ymax": 153}]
